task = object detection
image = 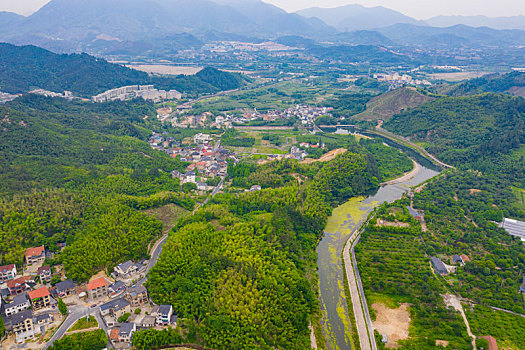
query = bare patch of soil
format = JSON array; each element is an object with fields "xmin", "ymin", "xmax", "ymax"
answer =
[
  {"xmin": 469, "ymin": 189, "xmax": 482, "ymax": 194},
  {"xmin": 436, "ymin": 340, "xmax": 450, "ymax": 347},
  {"xmin": 372, "ymin": 303, "xmax": 411, "ymax": 349},
  {"xmin": 301, "ymin": 148, "xmax": 346, "ymax": 164}
]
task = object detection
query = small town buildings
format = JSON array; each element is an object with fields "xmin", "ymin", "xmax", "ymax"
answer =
[
  {"xmin": 118, "ymin": 322, "xmax": 136, "ymax": 343},
  {"xmin": 155, "ymin": 305, "xmax": 173, "ymax": 325},
  {"xmin": 37, "ymin": 265, "xmax": 52, "ymax": 283},
  {"xmin": 100, "ymin": 297, "xmax": 131, "ymax": 319},
  {"xmin": 197, "ymin": 181, "xmax": 208, "ymax": 191},
  {"xmin": 54, "ymin": 279, "xmax": 77, "ymax": 297},
  {"xmin": 431, "ymin": 257, "xmax": 448, "ymax": 276},
  {"xmin": 194, "ymin": 133, "xmax": 211, "ymax": 144},
  {"xmin": 141, "ymin": 315, "xmax": 156, "ymax": 328},
  {"xmin": 4, "ymin": 294, "xmax": 31, "ymax": 316},
  {"xmin": 0, "ymin": 264, "xmax": 17, "ymax": 282},
  {"xmin": 87, "ymin": 277, "xmax": 108, "ymax": 300},
  {"xmin": 11, "ymin": 309, "xmax": 35, "ymax": 342},
  {"xmin": 28, "ymin": 287, "xmax": 52, "ymax": 310},
  {"xmin": 114, "ymin": 261, "xmax": 140, "ymax": 278},
  {"xmin": 452, "ymin": 255, "xmax": 464, "ymax": 265},
  {"xmin": 109, "ymin": 281, "xmax": 126, "ymax": 297},
  {"xmin": 126, "ymin": 285, "xmax": 148, "ymax": 307},
  {"xmin": 25, "ymin": 246, "xmax": 46, "ymax": 266},
  {"xmin": 7, "ymin": 276, "xmax": 32, "ymax": 296}
]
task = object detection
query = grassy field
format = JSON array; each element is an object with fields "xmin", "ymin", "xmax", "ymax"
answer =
[
  {"xmin": 143, "ymin": 204, "xmax": 188, "ymax": 234},
  {"xmin": 69, "ymin": 316, "xmax": 98, "ymax": 332},
  {"xmin": 189, "ymin": 79, "xmax": 357, "ymax": 114}
]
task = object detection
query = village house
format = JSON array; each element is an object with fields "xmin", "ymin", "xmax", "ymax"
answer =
[
  {"xmin": 114, "ymin": 260, "xmax": 142, "ymax": 278},
  {"xmin": 118, "ymin": 322, "xmax": 136, "ymax": 343},
  {"xmin": 28, "ymin": 287, "xmax": 52, "ymax": 310},
  {"xmin": 520, "ymin": 276, "xmax": 525, "ymax": 294},
  {"xmin": 141, "ymin": 315, "xmax": 156, "ymax": 328},
  {"xmin": 100, "ymin": 297, "xmax": 131, "ymax": 320},
  {"xmin": 0, "ymin": 264, "xmax": 17, "ymax": 282},
  {"xmin": 7, "ymin": 276, "xmax": 32, "ymax": 296},
  {"xmin": 154, "ymin": 305, "xmax": 173, "ymax": 326},
  {"xmin": 431, "ymin": 257, "xmax": 448, "ymax": 276},
  {"xmin": 37, "ymin": 265, "xmax": 52, "ymax": 283},
  {"xmin": 25, "ymin": 246, "xmax": 46, "ymax": 266},
  {"xmin": 194, "ymin": 133, "xmax": 211, "ymax": 144},
  {"xmin": 87, "ymin": 277, "xmax": 108, "ymax": 300},
  {"xmin": 4, "ymin": 294, "xmax": 31, "ymax": 316},
  {"xmin": 109, "ymin": 281, "xmax": 126, "ymax": 297},
  {"xmin": 126, "ymin": 285, "xmax": 148, "ymax": 307},
  {"xmin": 53, "ymin": 279, "xmax": 77, "ymax": 298},
  {"xmin": 10, "ymin": 309, "xmax": 35, "ymax": 343}
]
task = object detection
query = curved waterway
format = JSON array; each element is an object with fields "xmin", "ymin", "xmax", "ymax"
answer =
[{"xmin": 317, "ymin": 163, "xmax": 440, "ymax": 350}]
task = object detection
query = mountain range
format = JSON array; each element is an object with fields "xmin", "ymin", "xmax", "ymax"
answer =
[
  {"xmin": 0, "ymin": 0, "xmax": 524, "ymax": 62},
  {"xmin": 295, "ymin": 4, "xmax": 424, "ymax": 32}
]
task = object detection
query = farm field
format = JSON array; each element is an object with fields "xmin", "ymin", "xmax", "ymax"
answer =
[{"xmin": 356, "ymin": 204, "xmax": 472, "ymax": 349}]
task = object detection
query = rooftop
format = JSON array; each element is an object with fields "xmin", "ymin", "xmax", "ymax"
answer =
[
  {"xmin": 28, "ymin": 287, "xmax": 50, "ymax": 300},
  {"xmin": 100, "ymin": 297, "xmax": 130, "ymax": 312},
  {"xmin": 37, "ymin": 265, "xmax": 51, "ymax": 274},
  {"xmin": 7, "ymin": 276, "xmax": 31, "ymax": 289},
  {"xmin": 7, "ymin": 294, "xmax": 29, "ymax": 308},
  {"xmin": 87, "ymin": 277, "xmax": 107, "ymax": 290},
  {"xmin": 158, "ymin": 305, "xmax": 172, "ymax": 315},
  {"xmin": 119, "ymin": 322, "xmax": 135, "ymax": 336},
  {"xmin": 55, "ymin": 279, "xmax": 76, "ymax": 292},
  {"xmin": 0, "ymin": 264, "xmax": 16, "ymax": 273},
  {"xmin": 25, "ymin": 246, "xmax": 45, "ymax": 258},
  {"xmin": 10, "ymin": 309, "xmax": 33, "ymax": 324}
]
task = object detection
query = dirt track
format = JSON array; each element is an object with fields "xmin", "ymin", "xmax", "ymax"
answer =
[{"xmin": 301, "ymin": 148, "xmax": 347, "ymax": 164}]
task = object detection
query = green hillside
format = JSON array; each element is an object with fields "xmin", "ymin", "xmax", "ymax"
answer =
[
  {"xmin": 0, "ymin": 95, "xmax": 193, "ymax": 279},
  {"xmin": 384, "ymin": 93, "xmax": 525, "ymax": 185},
  {"xmin": 353, "ymin": 87, "xmax": 434, "ymax": 121},
  {"xmin": 446, "ymin": 71, "xmax": 525, "ymax": 97},
  {"xmin": 0, "ymin": 43, "xmax": 247, "ymax": 97}
]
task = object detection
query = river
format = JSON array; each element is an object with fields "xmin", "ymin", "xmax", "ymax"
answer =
[{"xmin": 317, "ymin": 162, "xmax": 440, "ymax": 350}]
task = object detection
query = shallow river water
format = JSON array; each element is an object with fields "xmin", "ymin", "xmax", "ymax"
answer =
[{"xmin": 317, "ymin": 164, "xmax": 440, "ymax": 350}]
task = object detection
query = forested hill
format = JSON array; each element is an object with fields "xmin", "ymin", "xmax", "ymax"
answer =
[
  {"xmin": 0, "ymin": 95, "xmax": 193, "ymax": 278},
  {"xmin": 384, "ymin": 93, "xmax": 525, "ymax": 185},
  {"xmin": 0, "ymin": 43, "xmax": 247, "ymax": 97},
  {"xmin": 446, "ymin": 71, "xmax": 525, "ymax": 97}
]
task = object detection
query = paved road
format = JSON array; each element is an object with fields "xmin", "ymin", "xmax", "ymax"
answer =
[
  {"xmin": 343, "ymin": 228, "xmax": 374, "ymax": 350},
  {"xmin": 374, "ymin": 128, "xmax": 455, "ymax": 169},
  {"xmin": 44, "ymin": 305, "xmax": 99, "ymax": 349}
]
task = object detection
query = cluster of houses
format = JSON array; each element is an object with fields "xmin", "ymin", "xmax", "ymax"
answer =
[
  {"xmin": 148, "ymin": 132, "xmax": 233, "ymax": 190},
  {"xmin": 212, "ymin": 104, "xmax": 334, "ymax": 127},
  {"xmin": 92, "ymin": 85, "xmax": 181, "ymax": 103},
  {"xmin": 0, "ymin": 246, "xmax": 61, "ymax": 343},
  {"xmin": 86, "ymin": 274, "xmax": 176, "ymax": 347},
  {"xmin": 0, "ymin": 91, "xmax": 18, "ymax": 104},
  {"xmin": 1, "ymin": 246, "xmax": 177, "ymax": 347},
  {"xmin": 431, "ymin": 254, "xmax": 471, "ymax": 276}
]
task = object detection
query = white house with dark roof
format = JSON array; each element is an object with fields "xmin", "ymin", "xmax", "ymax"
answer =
[
  {"xmin": 155, "ymin": 305, "xmax": 173, "ymax": 325},
  {"xmin": 4, "ymin": 294, "xmax": 31, "ymax": 316}
]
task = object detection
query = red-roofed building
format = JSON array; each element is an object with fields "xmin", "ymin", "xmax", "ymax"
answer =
[
  {"xmin": 28, "ymin": 287, "xmax": 52, "ymax": 310},
  {"xmin": 25, "ymin": 246, "xmax": 45, "ymax": 266},
  {"xmin": 460, "ymin": 254, "xmax": 470, "ymax": 262},
  {"xmin": 109, "ymin": 328, "xmax": 119, "ymax": 343},
  {"xmin": 87, "ymin": 277, "xmax": 108, "ymax": 300},
  {"xmin": 0, "ymin": 263, "xmax": 17, "ymax": 282},
  {"xmin": 7, "ymin": 276, "xmax": 32, "ymax": 296}
]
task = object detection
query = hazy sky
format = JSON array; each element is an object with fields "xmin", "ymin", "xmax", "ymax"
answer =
[{"xmin": 2, "ymin": 0, "xmax": 525, "ymax": 19}]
